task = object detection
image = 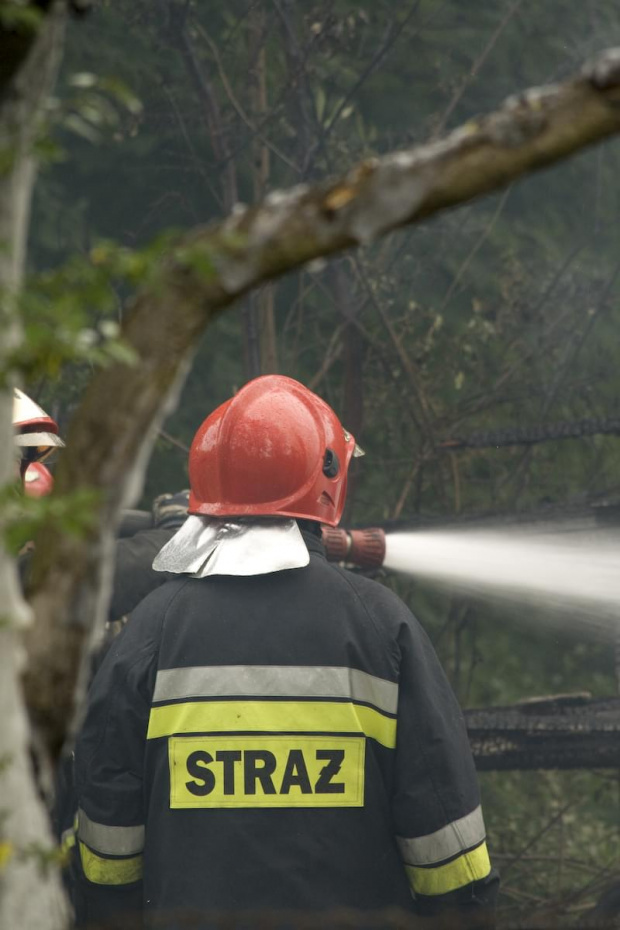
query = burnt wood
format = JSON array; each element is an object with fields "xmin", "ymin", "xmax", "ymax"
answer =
[{"xmin": 465, "ymin": 694, "xmax": 620, "ymax": 770}]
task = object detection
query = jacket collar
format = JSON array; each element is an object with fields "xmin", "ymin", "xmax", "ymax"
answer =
[
  {"xmin": 153, "ymin": 516, "xmax": 311, "ymax": 578},
  {"xmin": 300, "ymin": 528, "xmax": 327, "ymax": 560}
]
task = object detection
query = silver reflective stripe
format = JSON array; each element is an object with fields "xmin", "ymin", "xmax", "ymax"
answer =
[
  {"xmin": 397, "ymin": 805, "xmax": 486, "ymax": 866},
  {"xmin": 77, "ymin": 809, "xmax": 145, "ymax": 857},
  {"xmin": 153, "ymin": 665, "xmax": 398, "ymax": 715}
]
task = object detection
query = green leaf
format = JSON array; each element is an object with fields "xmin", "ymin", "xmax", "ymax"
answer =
[
  {"xmin": 0, "ymin": 4, "xmax": 43, "ymax": 32},
  {"xmin": 63, "ymin": 113, "xmax": 101, "ymax": 144},
  {"xmin": 69, "ymin": 72, "xmax": 98, "ymax": 89},
  {"xmin": 0, "ymin": 483, "xmax": 101, "ymax": 556}
]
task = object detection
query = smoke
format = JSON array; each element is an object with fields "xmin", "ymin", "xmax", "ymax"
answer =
[{"xmin": 383, "ymin": 523, "xmax": 620, "ymax": 637}]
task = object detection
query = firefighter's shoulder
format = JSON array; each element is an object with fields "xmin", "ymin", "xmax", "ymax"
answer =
[
  {"xmin": 106, "ymin": 575, "xmax": 192, "ymax": 661},
  {"xmin": 326, "ymin": 558, "xmax": 421, "ymax": 637}
]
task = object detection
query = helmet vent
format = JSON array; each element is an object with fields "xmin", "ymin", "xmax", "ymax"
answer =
[{"xmin": 323, "ymin": 449, "xmax": 339, "ymax": 478}]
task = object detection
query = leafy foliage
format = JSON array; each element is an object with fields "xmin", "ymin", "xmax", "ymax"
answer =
[{"xmin": 1, "ymin": 480, "xmax": 99, "ymax": 556}]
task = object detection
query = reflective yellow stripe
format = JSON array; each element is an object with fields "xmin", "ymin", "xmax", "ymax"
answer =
[
  {"xmin": 147, "ymin": 700, "xmax": 396, "ymax": 749},
  {"xmin": 406, "ymin": 842, "xmax": 491, "ymax": 896},
  {"xmin": 397, "ymin": 805, "xmax": 486, "ymax": 866},
  {"xmin": 77, "ymin": 808, "xmax": 144, "ymax": 856},
  {"xmin": 79, "ymin": 842, "xmax": 143, "ymax": 886},
  {"xmin": 153, "ymin": 665, "xmax": 399, "ymax": 714}
]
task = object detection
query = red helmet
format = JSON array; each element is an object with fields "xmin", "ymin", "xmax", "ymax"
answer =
[
  {"xmin": 189, "ymin": 376, "xmax": 359, "ymax": 526},
  {"xmin": 23, "ymin": 462, "xmax": 54, "ymax": 498}
]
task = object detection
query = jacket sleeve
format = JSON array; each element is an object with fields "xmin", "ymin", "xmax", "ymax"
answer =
[
  {"xmin": 72, "ymin": 593, "xmax": 162, "ymax": 929},
  {"xmin": 391, "ymin": 606, "xmax": 499, "ymax": 928}
]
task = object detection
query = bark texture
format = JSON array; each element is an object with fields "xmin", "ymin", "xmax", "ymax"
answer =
[
  {"xmin": 0, "ymin": 4, "xmax": 69, "ymax": 927},
  {"xmin": 25, "ymin": 47, "xmax": 620, "ymax": 759}
]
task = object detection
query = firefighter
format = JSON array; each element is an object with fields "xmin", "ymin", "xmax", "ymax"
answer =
[
  {"xmin": 11, "ymin": 390, "xmax": 188, "ymax": 858},
  {"xmin": 73, "ymin": 375, "xmax": 499, "ymax": 929},
  {"xmin": 13, "ymin": 382, "xmax": 187, "ymax": 621},
  {"xmin": 108, "ymin": 490, "xmax": 189, "ymax": 626}
]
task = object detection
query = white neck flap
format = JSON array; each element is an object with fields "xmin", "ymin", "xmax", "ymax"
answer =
[{"xmin": 152, "ymin": 514, "xmax": 310, "ymax": 578}]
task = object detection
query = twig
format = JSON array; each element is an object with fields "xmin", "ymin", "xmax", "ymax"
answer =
[
  {"xmin": 392, "ymin": 460, "xmax": 422, "ymax": 520},
  {"xmin": 161, "ymin": 83, "xmax": 222, "ymax": 212},
  {"xmin": 439, "ymin": 185, "xmax": 512, "ymax": 312},
  {"xmin": 492, "ymin": 239, "xmax": 588, "ymax": 393},
  {"xmin": 510, "ymin": 258, "xmax": 620, "ymax": 499},
  {"xmin": 499, "ymin": 885, "xmax": 548, "ymax": 904},
  {"xmin": 158, "ymin": 429, "xmax": 190, "ymax": 454},
  {"xmin": 323, "ymin": 1, "xmax": 424, "ymax": 138},
  {"xmin": 449, "ymin": 451, "xmax": 461, "ymax": 512},
  {"xmin": 351, "ymin": 256, "xmax": 435, "ymax": 439},
  {"xmin": 433, "ymin": 0, "xmax": 525, "ymax": 137},
  {"xmin": 492, "ymin": 855, "xmax": 613, "ymax": 874},
  {"xmin": 310, "ymin": 273, "xmax": 426, "ymax": 440},
  {"xmin": 308, "ymin": 323, "xmax": 345, "ymax": 391},
  {"xmin": 502, "ymin": 799, "xmax": 580, "ymax": 878},
  {"xmin": 194, "ymin": 19, "xmax": 299, "ymax": 174}
]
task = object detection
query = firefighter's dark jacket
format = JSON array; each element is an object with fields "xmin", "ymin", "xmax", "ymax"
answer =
[
  {"xmin": 109, "ymin": 527, "xmax": 177, "ymax": 622},
  {"xmin": 74, "ymin": 531, "xmax": 498, "ymax": 927}
]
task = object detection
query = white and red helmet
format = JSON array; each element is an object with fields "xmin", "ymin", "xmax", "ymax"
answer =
[{"xmin": 13, "ymin": 388, "xmax": 64, "ymax": 474}]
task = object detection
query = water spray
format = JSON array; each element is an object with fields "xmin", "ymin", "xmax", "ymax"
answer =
[
  {"xmin": 383, "ymin": 523, "xmax": 620, "ymax": 635},
  {"xmin": 319, "ymin": 516, "xmax": 620, "ymax": 643}
]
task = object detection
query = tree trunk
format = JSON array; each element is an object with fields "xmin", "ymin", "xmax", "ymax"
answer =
[{"xmin": 0, "ymin": 5, "xmax": 69, "ymax": 927}]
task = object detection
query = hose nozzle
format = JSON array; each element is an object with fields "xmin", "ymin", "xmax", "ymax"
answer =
[{"xmin": 321, "ymin": 526, "xmax": 386, "ymax": 570}]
